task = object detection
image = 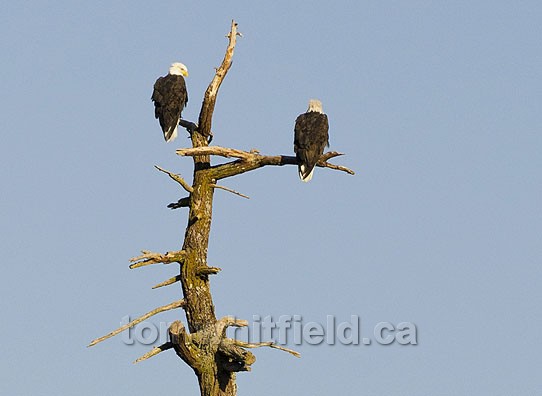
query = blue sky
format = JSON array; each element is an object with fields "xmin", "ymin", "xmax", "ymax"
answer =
[{"xmin": 1, "ymin": 1, "xmax": 541, "ymax": 395}]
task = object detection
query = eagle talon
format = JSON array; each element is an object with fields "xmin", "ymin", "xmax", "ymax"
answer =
[{"xmin": 179, "ymin": 119, "xmax": 197, "ymax": 135}]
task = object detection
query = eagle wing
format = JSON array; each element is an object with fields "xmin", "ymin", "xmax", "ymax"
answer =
[{"xmin": 152, "ymin": 75, "xmax": 188, "ymax": 141}]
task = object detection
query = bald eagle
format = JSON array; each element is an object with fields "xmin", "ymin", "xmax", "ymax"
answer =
[
  {"xmin": 294, "ymin": 99, "xmax": 329, "ymax": 182},
  {"xmin": 152, "ymin": 62, "xmax": 189, "ymax": 142}
]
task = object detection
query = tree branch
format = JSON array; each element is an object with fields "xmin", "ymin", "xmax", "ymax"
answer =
[
  {"xmin": 216, "ymin": 316, "xmax": 249, "ymax": 337},
  {"xmin": 210, "ymin": 184, "xmax": 250, "ymax": 199},
  {"xmin": 177, "ymin": 146, "xmax": 253, "ymax": 160},
  {"xmin": 134, "ymin": 342, "xmax": 173, "ymax": 364},
  {"xmin": 317, "ymin": 161, "xmax": 355, "ymax": 175},
  {"xmin": 155, "ymin": 165, "xmax": 193, "ymax": 193},
  {"xmin": 197, "ymin": 20, "xmax": 240, "ymax": 139},
  {"xmin": 152, "ymin": 275, "xmax": 182, "ymax": 289},
  {"xmin": 176, "ymin": 145, "xmax": 354, "ymax": 180},
  {"xmin": 231, "ymin": 340, "xmax": 300, "ymax": 358},
  {"xmin": 88, "ymin": 299, "xmax": 185, "ymax": 347},
  {"xmin": 168, "ymin": 321, "xmax": 202, "ymax": 370},
  {"xmin": 196, "ymin": 266, "xmax": 222, "ymax": 278},
  {"xmin": 218, "ymin": 339, "xmax": 256, "ymax": 372},
  {"xmin": 211, "ymin": 153, "xmax": 354, "ymax": 180},
  {"xmin": 129, "ymin": 249, "xmax": 186, "ymax": 269}
]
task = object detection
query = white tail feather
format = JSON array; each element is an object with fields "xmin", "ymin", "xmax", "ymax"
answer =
[
  {"xmin": 165, "ymin": 125, "xmax": 179, "ymax": 142},
  {"xmin": 299, "ymin": 165, "xmax": 315, "ymax": 182}
]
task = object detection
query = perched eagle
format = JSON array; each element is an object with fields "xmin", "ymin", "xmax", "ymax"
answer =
[
  {"xmin": 151, "ymin": 62, "xmax": 189, "ymax": 142},
  {"xmin": 294, "ymin": 99, "xmax": 329, "ymax": 182}
]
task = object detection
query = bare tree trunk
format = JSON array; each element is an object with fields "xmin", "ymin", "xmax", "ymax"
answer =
[{"xmin": 167, "ymin": 21, "xmax": 244, "ymax": 395}]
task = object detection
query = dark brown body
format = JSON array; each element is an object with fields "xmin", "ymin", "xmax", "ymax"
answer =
[{"xmin": 294, "ymin": 111, "xmax": 329, "ymax": 181}]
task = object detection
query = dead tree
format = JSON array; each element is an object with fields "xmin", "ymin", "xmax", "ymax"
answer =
[{"xmin": 89, "ymin": 20, "xmax": 354, "ymax": 396}]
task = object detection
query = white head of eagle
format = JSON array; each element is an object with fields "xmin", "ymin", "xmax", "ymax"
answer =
[
  {"xmin": 294, "ymin": 99, "xmax": 330, "ymax": 182},
  {"xmin": 151, "ymin": 62, "xmax": 189, "ymax": 142}
]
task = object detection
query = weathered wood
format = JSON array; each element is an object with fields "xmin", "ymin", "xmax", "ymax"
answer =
[
  {"xmin": 175, "ymin": 20, "xmax": 241, "ymax": 396},
  {"xmin": 151, "ymin": 275, "xmax": 182, "ymax": 289},
  {"xmin": 196, "ymin": 266, "xmax": 222, "ymax": 278},
  {"xmin": 155, "ymin": 165, "xmax": 194, "ymax": 193},
  {"xmin": 134, "ymin": 342, "xmax": 173, "ymax": 364},
  {"xmin": 198, "ymin": 21, "xmax": 239, "ymax": 138},
  {"xmin": 88, "ymin": 300, "xmax": 185, "ymax": 347},
  {"xmin": 176, "ymin": 146, "xmax": 354, "ymax": 180},
  {"xmin": 129, "ymin": 249, "xmax": 186, "ymax": 269}
]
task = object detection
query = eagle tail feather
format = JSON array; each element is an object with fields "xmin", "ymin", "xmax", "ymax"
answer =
[
  {"xmin": 165, "ymin": 125, "xmax": 178, "ymax": 142},
  {"xmin": 299, "ymin": 164, "xmax": 315, "ymax": 182}
]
